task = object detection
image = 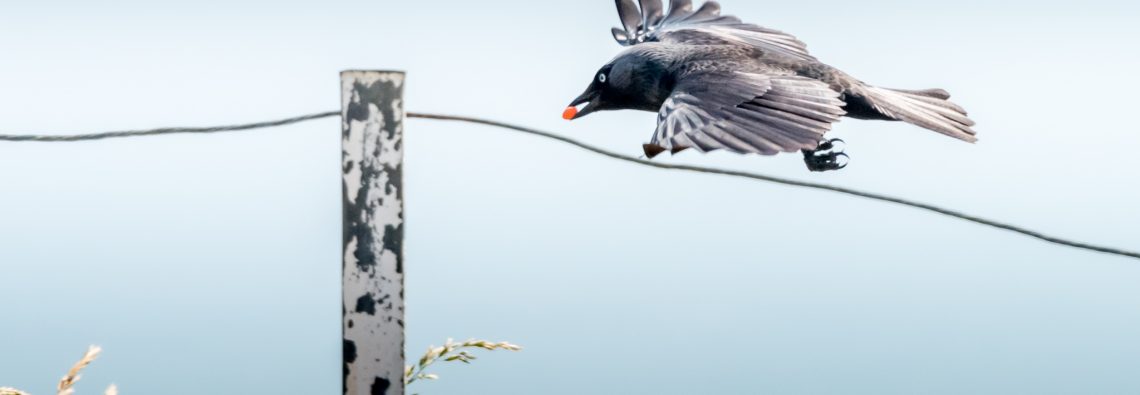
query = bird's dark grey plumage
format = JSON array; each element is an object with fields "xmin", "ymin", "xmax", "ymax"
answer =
[{"xmin": 568, "ymin": 0, "xmax": 977, "ymax": 170}]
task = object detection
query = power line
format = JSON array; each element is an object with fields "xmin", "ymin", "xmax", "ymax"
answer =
[
  {"xmin": 409, "ymin": 113, "xmax": 1139, "ymax": 261},
  {"xmin": 0, "ymin": 111, "xmax": 339, "ymax": 142},
  {"xmin": 0, "ymin": 111, "xmax": 1136, "ymax": 261}
]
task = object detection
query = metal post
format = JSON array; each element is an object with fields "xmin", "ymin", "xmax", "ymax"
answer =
[{"xmin": 341, "ymin": 70, "xmax": 406, "ymax": 395}]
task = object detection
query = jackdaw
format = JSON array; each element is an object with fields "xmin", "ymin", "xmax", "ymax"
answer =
[{"xmin": 564, "ymin": 0, "xmax": 976, "ymax": 171}]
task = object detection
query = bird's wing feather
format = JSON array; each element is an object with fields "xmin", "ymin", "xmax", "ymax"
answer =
[
  {"xmin": 612, "ymin": 0, "xmax": 814, "ymax": 61},
  {"xmin": 653, "ymin": 71, "xmax": 846, "ymax": 155}
]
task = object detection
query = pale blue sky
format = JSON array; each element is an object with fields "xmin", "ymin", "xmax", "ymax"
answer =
[{"xmin": 2, "ymin": 0, "xmax": 1139, "ymax": 394}]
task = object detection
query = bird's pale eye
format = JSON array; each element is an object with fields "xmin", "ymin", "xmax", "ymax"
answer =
[{"xmin": 598, "ymin": 73, "xmax": 607, "ymax": 83}]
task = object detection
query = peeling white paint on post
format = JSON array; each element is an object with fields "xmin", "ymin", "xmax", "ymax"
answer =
[{"xmin": 341, "ymin": 70, "xmax": 405, "ymax": 395}]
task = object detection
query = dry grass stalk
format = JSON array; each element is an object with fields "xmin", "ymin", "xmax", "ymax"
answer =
[
  {"xmin": 57, "ymin": 346, "xmax": 101, "ymax": 395},
  {"xmin": 4, "ymin": 345, "xmax": 116, "ymax": 395}
]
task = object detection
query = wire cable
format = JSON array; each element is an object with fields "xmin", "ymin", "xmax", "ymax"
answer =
[
  {"xmin": 0, "ymin": 111, "xmax": 339, "ymax": 142},
  {"xmin": 1, "ymin": 111, "xmax": 1136, "ymax": 261}
]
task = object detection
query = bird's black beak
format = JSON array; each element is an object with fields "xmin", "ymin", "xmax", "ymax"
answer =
[{"xmin": 564, "ymin": 88, "xmax": 601, "ymax": 121}]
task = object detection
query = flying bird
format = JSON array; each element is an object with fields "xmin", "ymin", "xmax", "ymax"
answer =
[{"xmin": 564, "ymin": 0, "xmax": 976, "ymax": 171}]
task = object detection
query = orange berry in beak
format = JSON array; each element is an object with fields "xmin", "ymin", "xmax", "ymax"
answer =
[{"xmin": 562, "ymin": 106, "xmax": 578, "ymax": 120}]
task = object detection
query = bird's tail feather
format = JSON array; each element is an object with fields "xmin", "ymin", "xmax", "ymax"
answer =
[{"xmin": 858, "ymin": 86, "xmax": 978, "ymax": 142}]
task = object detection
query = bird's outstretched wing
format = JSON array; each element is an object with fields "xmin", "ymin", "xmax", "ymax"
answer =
[
  {"xmin": 612, "ymin": 0, "xmax": 814, "ymax": 61},
  {"xmin": 651, "ymin": 70, "xmax": 846, "ymax": 156}
]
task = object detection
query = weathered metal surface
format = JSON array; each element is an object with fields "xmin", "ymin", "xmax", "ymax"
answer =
[{"xmin": 341, "ymin": 70, "xmax": 405, "ymax": 395}]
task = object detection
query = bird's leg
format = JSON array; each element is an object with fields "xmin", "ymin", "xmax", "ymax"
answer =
[{"xmin": 802, "ymin": 138, "xmax": 849, "ymax": 172}]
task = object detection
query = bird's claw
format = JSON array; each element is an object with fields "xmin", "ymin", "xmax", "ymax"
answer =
[
  {"xmin": 803, "ymin": 139, "xmax": 849, "ymax": 172},
  {"xmin": 815, "ymin": 138, "xmax": 845, "ymax": 152},
  {"xmin": 804, "ymin": 151, "xmax": 849, "ymax": 172}
]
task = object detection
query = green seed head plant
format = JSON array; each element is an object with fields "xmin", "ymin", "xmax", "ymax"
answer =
[{"xmin": 404, "ymin": 338, "xmax": 523, "ymax": 390}]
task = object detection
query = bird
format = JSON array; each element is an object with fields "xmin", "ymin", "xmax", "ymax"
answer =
[{"xmin": 564, "ymin": 0, "xmax": 976, "ymax": 172}]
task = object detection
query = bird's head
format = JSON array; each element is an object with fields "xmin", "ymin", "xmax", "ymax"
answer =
[{"xmin": 564, "ymin": 50, "xmax": 672, "ymax": 120}]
